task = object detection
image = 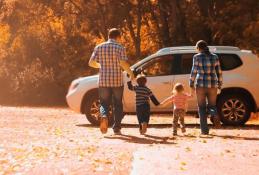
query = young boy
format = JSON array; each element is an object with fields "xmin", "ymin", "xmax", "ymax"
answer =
[{"xmin": 127, "ymin": 74, "xmax": 160, "ymax": 134}]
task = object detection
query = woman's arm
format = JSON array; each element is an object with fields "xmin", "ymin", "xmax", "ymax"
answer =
[
  {"xmin": 215, "ymin": 56, "xmax": 223, "ymax": 89},
  {"xmin": 189, "ymin": 56, "xmax": 199, "ymax": 88}
]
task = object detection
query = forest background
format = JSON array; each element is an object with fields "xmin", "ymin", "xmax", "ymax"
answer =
[{"xmin": 0, "ymin": 0, "xmax": 258, "ymax": 106}]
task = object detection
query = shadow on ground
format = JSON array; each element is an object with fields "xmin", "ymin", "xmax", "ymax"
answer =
[
  {"xmin": 211, "ymin": 134, "xmax": 259, "ymax": 141},
  {"xmin": 76, "ymin": 123, "xmax": 259, "ymax": 142},
  {"xmin": 104, "ymin": 134, "xmax": 177, "ymax": 144},
  {"xmin": 76, "ymin": 123, "xmax": 259, "ymax": 130}
]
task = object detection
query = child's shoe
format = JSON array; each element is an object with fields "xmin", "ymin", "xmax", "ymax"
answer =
[
  {"xmin": 211, "ymin": 116, "xmax": 221, "ymax": 128},
  {"xmin": 181, "ymin": 128, "xmax": 186, "ymax": 134},
  {"xmin": 199, "ymin": 133, "xmax": 213, "ymax": 138},
  {"xmin": 173, "ymin": 130, "xmax": 177, "ymax": 136},
  {"xmin": 139, "ymin": 128, "xmax": 143, "ymax": 135},
  {"xmin": 141, "ymin": 122, "xmax": 148, "ymax": 134}
]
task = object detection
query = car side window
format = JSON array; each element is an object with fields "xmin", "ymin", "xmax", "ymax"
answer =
[
  {"xmin": 180, "ymin": 54, "xmax": 194, "ymax": 74},
  {"xmin": 141, "ymin": 55, "xmax": 175, "ymax": 76},
  {"xmin": 178, "ymin": 53, "xmax": 243, "ymax": 74}
]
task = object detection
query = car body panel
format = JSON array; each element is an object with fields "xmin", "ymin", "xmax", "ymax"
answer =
[{"xmin": 66, "ymin": 46, "xmax": 259, "ymax": 114}]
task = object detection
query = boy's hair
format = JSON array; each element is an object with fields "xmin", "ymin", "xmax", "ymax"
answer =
[
  {"xmin": 108, "ymin": 28, "xmax": 121, "ymax": 39},
  {"xmin": 136, "ymin": 74, "xmax": 147, "ymax": 86},
  {"xmin": 172, "ymin": 83, "xmax": 184, "ymax": 94}
]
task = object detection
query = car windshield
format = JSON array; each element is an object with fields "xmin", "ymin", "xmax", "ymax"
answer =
[{"xmin": 130, "ymin": 54, "xmax": 155, "ymax": 70}]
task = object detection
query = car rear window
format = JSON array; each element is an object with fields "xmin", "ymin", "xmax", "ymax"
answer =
[{"xmin": 218, "ymin": 54, "xmax": 243, "ymax": 71}]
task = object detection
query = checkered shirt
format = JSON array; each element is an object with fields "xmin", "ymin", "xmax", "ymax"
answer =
[
  {"xmin": 90, "ymin": 39, "xmax": 128, "ymax": 87},
  {"xmin": 189, "ymin": 53, "xmax": 223, "ymax": 88}
]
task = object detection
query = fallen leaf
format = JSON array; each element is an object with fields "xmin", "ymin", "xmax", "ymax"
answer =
[
  {"xmin": 225, "ymin": 149, "xmax": 231, "ymax": 153},
  {"xmin": 54, "ymin": 128, "xmax": 62, "ymax": 136},
  {"xmin": 185, "ymin": 147, "xmax": 192, "ymax": 152},
  {"xmin": 181, "ymin": 162, "xmax": 187, "ymax": 166},
  {"xmin": 180, "ymin": 166, "xmax": 186, "ymax": 171}
]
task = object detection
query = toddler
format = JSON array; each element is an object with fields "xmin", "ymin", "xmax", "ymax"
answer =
[{"xmin": 161, "ymin": 83, "xmax": 192, "ymax": 135}]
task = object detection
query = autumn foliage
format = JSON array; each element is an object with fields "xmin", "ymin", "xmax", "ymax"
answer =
[{"xmin": 0, "ymin": 0, "xmax": 258, "ymax": 105}]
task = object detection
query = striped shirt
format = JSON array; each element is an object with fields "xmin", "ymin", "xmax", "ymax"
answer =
[
  {"xmin": 189, "ymin": 53, "xmax": 223, "ymax": 88},
  {"xmin": 127, "ymin": 81, "xmax": 160, "ymax": 106},
  {"xmin": 170, "ymin": 93, "xmax": 192, "ymax": 110},
  {"xmin": 90, "ymin": 39, "xmax": 128, "ymax": 87}
]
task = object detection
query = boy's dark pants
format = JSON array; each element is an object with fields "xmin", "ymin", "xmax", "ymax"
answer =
[{"xmin": 136, "ymin": 103, "xmax": 150, "ymax": 129}]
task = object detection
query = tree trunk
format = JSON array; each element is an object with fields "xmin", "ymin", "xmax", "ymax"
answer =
[{"xmin": 125, "ymin": 0, "xmax": 142, "ymax": 58}]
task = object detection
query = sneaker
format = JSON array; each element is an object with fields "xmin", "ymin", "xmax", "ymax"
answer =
[
  {"xmin": 100, "ymin": 116, "xmax": 108, "ymax": 134},
  {"xmin": 139, "ymin": 127, "xmax": 144, "ymax": 135},
  {"xmin": 211, "ymin": 116, "xmax": 221, "ymax": 128},
  {"xmin": 113, "ymin": 129, "xmax": 122, "ymax": 135},
  {"xmin": 141, "ymin": 122, "xmax": 148, "ymax": 134},
  {"xmin": 199, "ymin": 133, "xmax": 213, "ymax": 138}
]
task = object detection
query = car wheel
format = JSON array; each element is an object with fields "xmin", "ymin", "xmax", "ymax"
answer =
[
  {"xmin": 84, "ymin": 91, "xmax": 114, "ymax": 126},
  {"xmin": 217, "ymin": 93, "xmax": 251, "ymax": 126}
]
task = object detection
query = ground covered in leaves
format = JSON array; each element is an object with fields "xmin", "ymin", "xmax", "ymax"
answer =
[{"xmin": 0, "ymin": 106, "xmax": 258, "ymax": 175}]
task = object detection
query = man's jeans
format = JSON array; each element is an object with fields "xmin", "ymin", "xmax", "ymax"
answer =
[
  {"xmin": 196, "ymin": 87, "xmax": 218, "ymax": 134},
  {"xmin": 99, "ymin": 86, "xmax": 124, "ymax": 131}
]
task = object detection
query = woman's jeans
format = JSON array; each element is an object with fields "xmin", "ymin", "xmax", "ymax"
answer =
[
  {"xmin": 99, "ymin": 86, "xmax": 124, "ymax": 131},
  {"xmin": 196, "ymin": 87, "xmax": 218, "ymax": 134}
]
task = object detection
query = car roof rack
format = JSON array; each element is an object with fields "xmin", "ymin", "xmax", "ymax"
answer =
[{"xmin": 157, "ymin": 46, "xmax": 240, "ymax": 54}]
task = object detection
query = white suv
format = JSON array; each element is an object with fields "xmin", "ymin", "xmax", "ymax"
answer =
[{"xmin": 66, "ymin": 46, "xmax": 259, "ymax": 126}]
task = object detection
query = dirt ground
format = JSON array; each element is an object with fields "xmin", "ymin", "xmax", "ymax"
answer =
[{"xmin": 0, "ymin": 106, "xmax": 259, "ymax": 175}]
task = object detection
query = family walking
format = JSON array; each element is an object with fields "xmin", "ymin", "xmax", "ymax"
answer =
[{"xmin": 89, "ymin": 28, "xmax": 223, "ymax": 137}]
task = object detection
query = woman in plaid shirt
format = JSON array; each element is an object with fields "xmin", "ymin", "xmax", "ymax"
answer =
[{"xmin": 190, "ymin": 40, "xmax": 223, "ymax": 136}]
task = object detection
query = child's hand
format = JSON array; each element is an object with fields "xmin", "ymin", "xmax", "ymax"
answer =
[{"xmin": 191, "ymin": 88, "xmax": 195, "ymax": 95}]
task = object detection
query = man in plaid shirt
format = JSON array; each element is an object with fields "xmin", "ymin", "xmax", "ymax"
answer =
[{"xmin": 89, "ymin": 28, "xmax": 134, "ymax": 135}]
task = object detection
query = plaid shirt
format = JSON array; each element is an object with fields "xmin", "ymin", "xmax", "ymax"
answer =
[
  {"xmin": 189, "ymin": 53, "xmax": 223, "ymax": 88},
  {"xmin": 90, "ymin": 39, "xmax": 128, "ymax": 87}
]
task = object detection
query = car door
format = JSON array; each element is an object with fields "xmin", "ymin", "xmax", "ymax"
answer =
[
  {"xmin": 123, "ymin": 54, "xmax": 177, "ymax": 112},
  {"xmin": 172, "ymin": 53, "xmax": 197, "ymax": 111}
]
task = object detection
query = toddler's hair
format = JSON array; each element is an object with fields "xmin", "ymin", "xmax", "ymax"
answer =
[
  {"xmin": 172, "ymin": 83, "xmax": 184, "ymax": 94},
  {"xmin": 136, "ymin": 74, "xmax": 147, "ymax": 86}
]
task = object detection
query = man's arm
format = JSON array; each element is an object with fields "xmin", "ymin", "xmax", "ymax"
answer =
[
  {"xmin": 88, "ymin": 46, "xmax": 100, "ymax": 69},
  {"xmin": 88, "ymin": 59, "xmax": 100, "ymax": 69},
  {"xmin": 120, "ymin": 60, "xmax": 134, "ymax": 80}
]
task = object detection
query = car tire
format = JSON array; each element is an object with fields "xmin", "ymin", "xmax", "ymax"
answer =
[
  {"xmin": 217, "ymin": 93, "xmax": 251, "ymax": 126},
  {"xmin": 84, "ymin": 91, "xmax": 114, "ymax": 126}
]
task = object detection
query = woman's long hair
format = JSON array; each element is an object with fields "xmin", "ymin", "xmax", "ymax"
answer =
[{"xmin": 196, "ymin": 40, "xmax": 211, "ymax": 55}]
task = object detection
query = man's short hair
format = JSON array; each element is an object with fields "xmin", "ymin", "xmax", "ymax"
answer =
[{"xmin": 108, "ymin": 28, "xmax": 121, "ymax": 39}]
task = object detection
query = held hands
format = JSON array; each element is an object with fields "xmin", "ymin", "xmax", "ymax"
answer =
[
  {"xmin": 129, "ymin": 72, "xmax": 135, "ymax": 81},
  {"xmin": 217, "ymin": 87, "xmax": 221, "ymax": 94},
  {"xmin": 191, "ymin": 87, "xmax": 195, "ymax": 96}
]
